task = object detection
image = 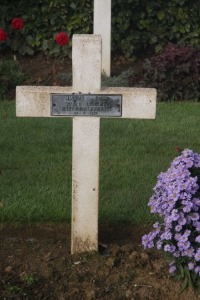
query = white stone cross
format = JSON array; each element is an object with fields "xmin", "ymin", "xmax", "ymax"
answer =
[
  {"xmin": 16, "ymin": 34, "xmax": 156, "ymax": 254},
  {"xmin": 94, "ymin": 0, "xmax": 111, "ymax": 76}
]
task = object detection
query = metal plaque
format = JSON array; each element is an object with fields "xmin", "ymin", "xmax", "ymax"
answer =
[{"xmin": 51, "ymin": 93, "xmax": 122, "ymax": 117}]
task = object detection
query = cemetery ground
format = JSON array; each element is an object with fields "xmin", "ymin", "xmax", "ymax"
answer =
[
  {"xmin": 1, "ymin": 55, "xmax": 200, "ymax": 299},
  {"xmin": 0, "ymin": 223, "xmax": 198, "ymax": 300}
]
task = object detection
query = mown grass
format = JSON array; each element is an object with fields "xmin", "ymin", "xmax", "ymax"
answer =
[{"xmin": 0, "ymin": 101, "xmax": 200, "ymax": 224}]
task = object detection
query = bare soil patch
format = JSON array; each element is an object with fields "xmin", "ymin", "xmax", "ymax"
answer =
[
  {"xmin": 0, "ymin": 224, "xmax": 199, "ymax": 299},
  {"xmin": 17, "ymin": 54, "xmax": 136, "ymax": 86},
  {"xmin": 1, "ymin": 52, "xmax": 138, "ymax": 89}
]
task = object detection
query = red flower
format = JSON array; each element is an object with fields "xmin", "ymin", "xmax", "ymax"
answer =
[
  {"xmin": 0, "ymin": 28, "xmax": 8, "ymax": 41},
  {"xmin": 55, "ymin": 32, "xmax": 69, "ymax": 46},
  {"xmin": 11, "ymin": 18, "xmax": 24, "ymax": 30}
]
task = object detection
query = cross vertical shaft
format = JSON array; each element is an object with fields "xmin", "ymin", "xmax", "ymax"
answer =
[
  {"xmin": 94, "ymin": 0, "xmax": 111, "ymax": 76},
  {"xmin": 71, "ymin": 35, "xmax": 102, "ymax": 253}
]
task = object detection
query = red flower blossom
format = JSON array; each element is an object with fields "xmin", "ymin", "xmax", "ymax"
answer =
[
  {"xmin": 55, "ymin": 32, "xmax": 69, "ymax": 46},
  {"xmin": 0, "ymin": 28, "xmax": 8, "ymax": 41},
  {"xmin": 11, "ymin": 18, "xmax": 24, "ymax": 30}
]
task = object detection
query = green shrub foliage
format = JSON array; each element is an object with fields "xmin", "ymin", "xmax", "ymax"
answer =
[
  {"xmin": 0, "ymin": 0, "xmax": 200, "ymax": 58},
  {"xmin": 0, "ymin": 59, "xmax": 26, "ymax": 100},
  {"xmin": 112, "ymin": 0, "xmax": 200, "ymax": 57},
  {"xmin": 101, "ymin": 70, "xmax": 135, "ymax": 87}
]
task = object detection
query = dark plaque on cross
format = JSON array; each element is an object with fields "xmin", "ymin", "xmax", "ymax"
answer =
[{"xmin": 51, "ymin": 93, "xmax": 122, "ymax": 117}]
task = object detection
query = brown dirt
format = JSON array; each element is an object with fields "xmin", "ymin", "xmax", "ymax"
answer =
[
  {"xmin": 18, "ymin": 54, "xmax": 73, "ymax": 86},
  {"xmin": 0, "ymin": 223, "xmax": 199, "ymax": 300},
  {"xmin": 0, "ymin": 55, "xmax": 199, "ymax": 299},
  {"xmin": 1, "ymin": 52, "xmax": 138, "ymax": 89}
]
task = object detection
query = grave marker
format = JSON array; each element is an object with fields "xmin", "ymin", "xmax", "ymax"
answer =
[
  {"xmin": 16, "ymin": 34, "xmax": 157, "ymax": 254},
  {"xmin": 94, "ymin": 0, "xmax": 111, "ymax": 76}
]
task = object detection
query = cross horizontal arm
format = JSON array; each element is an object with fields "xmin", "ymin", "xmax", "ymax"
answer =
[{"xmin": 16, "ymin": 86, "xmax": 156, "ymax": 119}]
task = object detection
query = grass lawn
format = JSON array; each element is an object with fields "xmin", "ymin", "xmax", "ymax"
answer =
[{"xmin": 0, "ymin": 101, "xmax": 200, "ymax": 224}]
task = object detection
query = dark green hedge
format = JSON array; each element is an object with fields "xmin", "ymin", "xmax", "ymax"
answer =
[
  {"xmin": 0, "ymin": 0, "xmax": 200, "ymax": 58},
  {"xmin": 112, "ymin": 0, "xmax": 200, "ymax": 57}
]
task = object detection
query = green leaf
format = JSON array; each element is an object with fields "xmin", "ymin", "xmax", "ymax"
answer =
[
  {"xmin": 49, "ymin": 47, "xmax": 60, "ymax": 55},
  {"xmin": 36, "ymin": 34, "xmax": 42, "ymax": 41},
  {"xmin": 150, "ymin": 36, "xmax": 157, "ymax": 44},
  {"xmin": 157, "ymin": 11, "xmax": 165, "ymax": 20},
  {"xmin": 181, "ymin": 277, "xmax": 188, "ymax": 293},
  {"xmin": 42, "ymin": 40, "xmax": 48, "ymax": 50},
  {"xmin": 49, "ymin": 1, "xmax": 53, "ymax": 8},
  {"xmin": 179, "ymin": 265, "xmax": 185, "ymax": 279},
  {"xmin": 70, "ymin": 3, "xmax": 76, "ymax": 9},
  {"xmin": 20, "ymin": 45, "xmax": 34, "ymax": 56},
  {"xmin": 26, "ymin": 35, "xmax": 33, "ymax": 43}
]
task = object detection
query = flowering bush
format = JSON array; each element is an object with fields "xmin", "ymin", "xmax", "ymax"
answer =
[
  {"xmin": 0, "ymin": 18, "xmax": 24, "ymax": 42},
  {"xmin": 142, "ymin": 149, "xmax": 200, "ymax": 289},
  {"xmin": 0, "ymin": 16, "xmax": 70, "ymax": 56},
  {"xmin": 0, "ymin": 17, "xmax": 24, "ymax": 51}
]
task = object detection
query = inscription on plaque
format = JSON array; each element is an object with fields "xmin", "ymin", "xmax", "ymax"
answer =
[{"xmin": 51, "ymin": 94, "xmax": 122, "ymax": 117}]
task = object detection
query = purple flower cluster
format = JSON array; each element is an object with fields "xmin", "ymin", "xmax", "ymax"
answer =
[{"xmin": 142, "ymin": 149, "xmax": 200, "ymax": 275}]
